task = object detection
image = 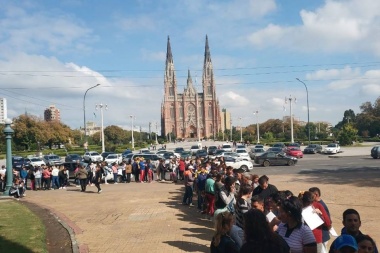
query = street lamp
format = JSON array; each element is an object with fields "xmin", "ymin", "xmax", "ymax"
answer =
[
  {"xmin": 230, "ymin": 118, "xmax": 233, "ymax": 142},
  {"xmin": 238, "ymin": 117, "xmax": 243, "ymax": 143},
  {"xmin": 83, "ymin": 84, "xmax": 100, "ymax": 150},
  {"xmin": 296, "ymin": 78, "xmax": 310, "ymax": 145},
  {"xmin": 155, "ymin": 122, "xmax": 158, "ymax": 145},
  {"xmin": 130, "ymin": 115, "xmax": 135, "ymax": 150},
  {"xmin": 253, "ymin": 111, "xmax": 260, "ymax": 144},
  {"xmin": 95, "ymin": 103, "xmax": 108, "ymax": 153},
  {"xmin": 3, "ymin": 118, "xmax": 14, "ymax": 196},
  {"xmin": 285, "ymin": 95, "xmax": 296, "ymax": 143}
]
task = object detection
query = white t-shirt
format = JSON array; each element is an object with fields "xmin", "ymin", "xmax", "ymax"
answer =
[{"xmin": 277, "ymin": 222, "xmax": 316, "ymax": 253}]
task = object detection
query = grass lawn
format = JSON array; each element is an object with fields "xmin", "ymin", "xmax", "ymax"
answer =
[{"xmin": 0, "ymin": 200, "xmax": 46, "ymax": 253}]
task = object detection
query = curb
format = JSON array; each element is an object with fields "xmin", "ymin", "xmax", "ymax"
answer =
[
  {"xmin": 328, "ymin": 155, "xmax": 369, "ymax": 158},
  {"xmin": 24, "ymin": 200, "xmax": 89, "ymax": 253}
]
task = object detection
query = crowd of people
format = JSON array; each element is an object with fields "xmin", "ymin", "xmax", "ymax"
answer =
[{"xmin": 0, "ymin": 152, "xmax": 378, "ymax": 253}]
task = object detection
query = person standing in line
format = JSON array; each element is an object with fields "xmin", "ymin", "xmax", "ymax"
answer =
[
  {"xmin": 58, "ymin": 166, "xmax": 68, "ymax": 189},
  {"xmin": 20, "ymin": 166, "xmax": 28, "ymax": 188},
  {"xmin": 111, "ymin": 162, "xmax": 118, "ymax": 184},
  {"xmin": 139, "ymin": 158, "xmax": 146, "ymax": 183},
  {"xmin": 132, "ymin": 158, "xmax": 140, "ymax": 183},
  {"xmin": 28, "ymin": 167, "xmax": 35, "ymax": 191},
  {"xmin": 235, "ymin": 184, "xmax": 252, "ymax": 229},
  {"xmin": 75, "ymin": 164, "xmax": 88, "ymax": 192},
  {"xmin": 178, "ymin": 158, "xmax": 185, "ymax": 181},
  {"xmin": 34, "ymin": 166, "xmax": 42, "ymax": 190},
  {"xmin": 210, "ymin": 211, "xmax": 239, "ymax": 253},
  {"xmin": 125, "ymin": 161, "xmax": 132, "ymax": 183},
  {"xmin": 94, "ymin": 164, "xmax": 102, "ymax": 193},
  {"xmin": 157, "ymin": 159, "xmax": 166, "ymax": 181},
  {"xmin": 51, "ymin": 165, "xmax": 60, "ymax": 189},
  {"xmin": 182, "ymin": 166, "xmax": 195, "ymax": 206},
  {"xmin": 42, "ymin": 165, "xmax": 51, "ymax": 190}
]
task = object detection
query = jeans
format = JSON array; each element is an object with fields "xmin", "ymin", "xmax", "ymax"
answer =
[
  {"xmin": 126, "ymin": 173, "xmax": 131, "ymax": 183},
  {"xmin": 35, "ymin": 178, "xmax": 41, "ymax": 189},
  {"xmin": 79, "ymin": 179, "xmax": 87, "ymax": 192},
  {"xmin": 113, "ymin": 173, "xmax": 118, "ymax": 183},
  {"xmin": 182, "ymin": 185, "xmax": 193, "ymax": 205},
  {"xmin": 161, "ymin": 170, "xmax": 166, "ymax": 180},
  {"xmin": 197, "ymin": 190, "xmax": 204, "ymax": 210},
  {"xmin": 52, "ymin": 176, "xmax": 60, "ymax": 189},
  {"xmin": 42, "ymin": 178, "xmax": 50, "ymax": 190}
]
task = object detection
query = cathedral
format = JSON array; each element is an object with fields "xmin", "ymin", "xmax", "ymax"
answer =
[{"xmin": 161, "ymin": 36, "xmax": 222, "ymax": 140}]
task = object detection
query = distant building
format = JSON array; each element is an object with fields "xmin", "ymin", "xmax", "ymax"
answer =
[
  {"xmin": 220, "ymin": 108, "xmax": 231, "ymax": 132},
  {"xmin": 0, "ymin": 98, "xmax": 7, "ymax": 124},
  {"xmin": 83, "ymin": 121, "xmax": 101, "ymax": 136},
  {"xmin": 44, "ymin": 105, "xmax": 61, "ymax": 122},
  {"xmin": 161, "ymin": 36, "xmax": 222, "ymax": 139}
]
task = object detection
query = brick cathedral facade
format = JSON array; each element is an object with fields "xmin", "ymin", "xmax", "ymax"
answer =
[{"xmin": 161, "ymin": 36, "xmax": 221, "ymax": 139}]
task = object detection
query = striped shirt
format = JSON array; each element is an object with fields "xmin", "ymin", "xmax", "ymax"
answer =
[
  {"xmin": 235, "ymin": 198, "xmax": 250, "ymax": 229},
  {"xmin": 277, "ymin": 222, "xmax": 316, "ymax": 253}
]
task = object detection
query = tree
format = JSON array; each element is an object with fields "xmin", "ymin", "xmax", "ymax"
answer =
[
  {"xmin": 335, "ymin": 109, "xmax": 356, "ymax": 129},
  {"xmin": 104, "ymin": 125, "xmax": 127, "ymax": 145},
  {"xmin": 337, "ymin": 124, "xmax": 358, "ymax": 145}
]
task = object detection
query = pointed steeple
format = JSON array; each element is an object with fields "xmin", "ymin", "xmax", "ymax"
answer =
[
  {"xmin": 184, "ymin": 69, "xmax": 196, "ymax": 96},
  {"xmin": 204, "ymin": 35, "xmax": 211, "ymax": 65},
  {"xmin": 166, "ymin": 36, "xmax": 173, "ymax": 63},
  {"xmin": 187, "ymin": 69, "xmax": 193, "ymax": 85}
]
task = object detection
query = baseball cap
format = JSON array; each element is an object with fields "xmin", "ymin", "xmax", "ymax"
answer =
[{"xmin": 334, "ymin": 234, "xmax": 358, "ymax": 251}]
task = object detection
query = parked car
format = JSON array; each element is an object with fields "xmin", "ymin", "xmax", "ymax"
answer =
[
  {"xmin": 266, "ymin": 147, "xmax": 283, "ymax": 153},
  {"xmin": 303, "ymin": 144, "xmax": 323, "ymax": 154},
  {"xmin": 224, "ymin": 156, "xmax": 253, "ymax": 172},
  {"xmin": 273, "ymin": 143, "xmax": 286, "ymax": 149},
  {"xmin": 101, "ymin": 152, "xmax": 115, "ymax": 161},
  {"xmin": 286, "ymin": 147, "xmax": 304, "ymax": 158},
  {"xmin": 122, "ymin": 149, "xmax": 132, "ymax": 157},
  {"xmin": 131, "ymin": 153, "xmax": 163, "ymax": 169},
  {"xmin": 83, "ymin": 151, "xmax": 102, "ymax": 162},
  {"xmin": 324, "ymin": 143, "xmax": 341, "ymax": 154},
  {"xmin": 43, "ymin": 154, "xmax": 61, "ymax": 165},
  {"xmin": 195, "ymin": 149, "xmax": 208, "ymax": 159},
  {"xmin": 174, "ymin": 147, "xmax": 185, "ymax": 153},
  {"xmin": 254, "ymin": 152, "xmax": 297, "ymax": 167},
  {"xmin": 287, "ymin": 143, "xmax": 300, "ymax": 148},
  {"xmin": 371, "ymin": 145, "xmax": 380, "ymax": 159},
  {"xmin": 104, "ymin": 154, "xmax": 123, "ymax": 164},
  {"xmin": 65, "ymin": 154, "xmax": 83, "ymax": 163},
  {"xmin": 235, "ymin": 144, "xmax": 246, "ymax": 150},
  {"xmin": 207, "ymin": 146, "xmax": 218, "ymax": 155},
  {"xmin": 122, "ymin": 153, "xmax": 134, "ymax": 163},
  {"xmin": 222, "ymin": 143, "xmax": 233, "ymax": 152},
  {"xmin": 190, "ymin": 145, "xmax": 201, "ymax": 155},
  {"xmin": 255, "ymin": 144, "xmax": 264, "ymax": 149},
  {"xmin": 235, "ymin": 148, "xmax": 250, "ymax": 160},
  {"xmin": 180, "ymin": 151, "xmax": 192, "ymax": 159},
  {"xmin": 27, "ymin": 157, "xmax": 46, "ymax": 167},
  {"xmin": 249, "ymin": 148, "xmax": 266, "ymax": 159},
  {"xmin": 12, "ymin": 156, "xmax": 30, "ymax": 170}
]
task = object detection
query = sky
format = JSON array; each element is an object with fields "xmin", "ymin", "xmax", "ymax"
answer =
[{"xmin": 1, "ymin": 0, "xmax": 380, "ymax": 133}]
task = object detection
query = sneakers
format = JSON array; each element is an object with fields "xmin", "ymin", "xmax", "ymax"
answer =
[
  {"xmin": 114, "ymin": 182, "xmax": 118, "ymax": 184},
  {"xmin": 98, "ymin": 190, "xmax": 102, "ymax": 193},
  {"xmin": 105, "ymin": 183, "xmax": 109, "ymax": 185},
  {"xmin": 59, "ymin": 187, "xmax": 62, "ymax": 189},
  {"xmin": 189, "ymin": 203, "xmax": 195, "ymax": 207},
  {"xmin": 63, "ymin": 187, "xmax": 66, "ymax": 189}
]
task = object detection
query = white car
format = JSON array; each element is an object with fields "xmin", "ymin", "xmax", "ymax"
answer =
[
  {"xmin": 235, "ymin": 148, "xmax": 250, "ymax": 160},
  {"xmin": 104, "ymin": 154, "xmax": 123, "ymax": 164},
  {"xmin": 83, "ymin": 151, "xmax": 102, "ymax": 162},
  {"xmin": 224, "ymin": 156, "xmax": 253, "ymax": 172},
  {"xmin": 28, "ymin": 157, "xmax": 46, "ymax": 167},
  {"xmin": 217, "ymin": 151, "xmax": 247, "ymax": 161},
  {"xmin": 190, "ymin": 145, "xmax": 201, "ymax": 155},
  {"xmin": 324, "ymin": 143, "xmax": 341, "ymax": 154},
  {"xmin": 222, "ymin": 143, "xmax": 232, "ymax": 152}
]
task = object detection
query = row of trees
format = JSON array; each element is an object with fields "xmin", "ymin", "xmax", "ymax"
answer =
[{"xmin": 1, "ymin": 97, "xmax": 380, "ymax": 152}]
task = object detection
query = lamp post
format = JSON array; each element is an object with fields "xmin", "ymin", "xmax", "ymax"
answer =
[
  {"xmin": 95, "ymin": 103, "xmax": 107, "ymax": 153},
  {"xmin": 253, "ymin": 110, "xmax": 260, "ymax": 144},
  {"xmin": 238, "ymin": 117, "xmax": 243, "ymax": 143},
  {"xmin": 230, "ymin": 118, "xmax": 233, "ymax": 142},
  {"xmin": 155, "ymin": 122, "xmax": 158, "ymax": 145},
  {"xmin": 296, "ymin": 78, "xmax": 310, "ymax": 145},
  {"xmin": 3, "ymin": 118, "xmax": 14, "ymax": 195},
  {"xmin": 130, "ymin": 115, "xmax": 135, "ymax": 150},
  {"xmin": 285, "ymin": 95, "xmax": 296, "ymax": 143},
  {"xmin": 83, "ymin": 84, "xmax": 100, "ymax": 150}
]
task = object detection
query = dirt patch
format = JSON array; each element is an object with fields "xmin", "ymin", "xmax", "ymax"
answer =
[{"xmin": 22, "ymin": 201, "xmax": 73, "ymax": 253}]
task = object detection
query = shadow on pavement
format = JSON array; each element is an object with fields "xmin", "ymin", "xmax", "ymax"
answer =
[
  {"xmin": 159, "ymin": 188, "xmax": 212, "ymax": 253},
  {"xmin": 0, "ymin": 235, "xmax": 34, "ymax": 253},
  {"xmin": 298, "ymin": 167, "xmax": 380, "ymax": 187}
]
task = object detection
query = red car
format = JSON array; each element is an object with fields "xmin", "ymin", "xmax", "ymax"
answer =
[{"xmin": 286, "ymin": 147, "xmax": 304, "ymax": 158}]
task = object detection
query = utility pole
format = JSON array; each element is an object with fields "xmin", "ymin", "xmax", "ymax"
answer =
[
  {"xmin": 238, "ymin": 117, "xmax": 243, "ymax": 143},
  {"xmin": 130, "ymin": 115, "xmax": 135, "ymax": 150},
  {"xmin": 285, "ymin": 95, "xmax": 296, "ymax": 143},
  {"xmin": 253, "ymin": 110, "xmax": 260, "ymax": 144},
  {"xmin": 95, "ymin": 103, "xmax": 107, "ymax": 153}
]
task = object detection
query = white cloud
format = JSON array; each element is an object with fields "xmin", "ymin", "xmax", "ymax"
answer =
[
  {"xmin": 118, "ymin": 15, "xmax": 156, "ymax": 31},
  {"xmin": 247, "ymin": 0, "xmax": 380, "ymax": 55},
  {"xmin": 0, "ymin": 5, "xmax": 93, "ymax": 55},
  {"xmin": 220, "ymin": 91, "xmax": 250, "ymax": 107}
]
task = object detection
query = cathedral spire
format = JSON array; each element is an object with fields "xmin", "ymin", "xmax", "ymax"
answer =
[
  {"xmin": 187, "ymin": 69, "xmax": 193, "ymax": 87},
  {"xmin": 166, "ymin": 36, "xmax": 173, "ymax": 63},
  {"xmin": 204, "ymin": 35, "xmax": 211, "ymax": 65}
]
